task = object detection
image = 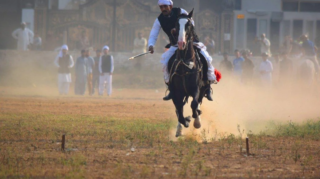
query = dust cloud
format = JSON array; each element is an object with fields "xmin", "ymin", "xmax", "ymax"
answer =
[
  {"xmin": 1, "ymin": 54, "xmax": 320, "ymax": 139},
  {"xmin": 170, "ymin": 73, "xmax": 320, "ymax": 140}
]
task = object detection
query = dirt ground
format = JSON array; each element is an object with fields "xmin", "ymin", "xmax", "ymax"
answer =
[{"xmin": 1, "ymin": 85, "xmax": 320, "ymax": 178}]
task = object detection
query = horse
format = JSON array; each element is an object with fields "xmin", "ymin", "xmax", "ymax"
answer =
[{"xmin": 167, "ymin": 10, "xmax": 209, "ymax": 137}]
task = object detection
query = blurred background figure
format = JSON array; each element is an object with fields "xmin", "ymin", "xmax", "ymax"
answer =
[
  {"xmin": 219, "ymin": 52, "xmax": 233, "ymax": 76},
  {"xmin": 54, "ymin": 45, "xmax": 74, "ymax": 95},
  {"xmin": 33, "ymin": 34, "xmax": 42, "ymax": 51},
  {"xmin": 241, "ymin": 49, "xmax": 254, "ymax": 85},
  {"xmin": 99, "ymin": 46, "xmax": 114, "ymax": 96},
  {"xmin": 74, "ymin": 50, "xmax": 88, "ymax": 95},
  {"xmin": 299, "ymin": 34, "xmax": 319, "ymax": 75},
  {"xmin": 259, "ymin": 52, "xmax": 273, "ymax": 87},
  {"xmin": 12, "ymin": 22, "xmax": 34, "ymax": 51},
  {"xmin": 92, "ymin": 49, "xmax": 101, "ymax": 95},
  {"xmin": 79, "ymin": 30, "xmax": 90, "ymax": 50},
  {"xmin": 256, "ymin": 34, "xmax": 271, "ymax": 56},
  {"xmin": 282, "ymin": 35, "xmax": 293, "ymax": 55},
  {"xmin": 279, "ymin": 52, "xmax": 293, "ymax": 86},
  {"xmin": 133, "ymin": 32, "xmax": 147, "ymax": 70},
  {"xmin": 204, "ymin": 35, "xmax": 215, "ymax": 55},
  {"xmin": 85, "ymin": 49, "xmax": 95, "ymax": 96},
  {"xmin": 233, "ymin": 49, "xmax": 244, "ymax": 82}
]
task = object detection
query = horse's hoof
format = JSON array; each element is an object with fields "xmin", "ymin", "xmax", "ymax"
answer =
[
  {"xmin": 183, "ymin": 120, "xmax": 190, "ymax": 128},
  {"xmin": 176, "ymin": 124, "xmax": 182, "ymax": 137},
  {"xmin": 193, "ymin": 116, "xmax": 201, "ymax": 129},
  {"xmin": 185, "ymin": 116, "xmax": 191, "ymax": 122}
]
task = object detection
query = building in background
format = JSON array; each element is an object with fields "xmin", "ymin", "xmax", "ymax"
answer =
[
  {"xmin": 233, "ymin": 0, "xmax": 320, "ymax": 55},
  {"xmin": 0, "ymin": 0, "xmax": 319, "ymax": 54}
]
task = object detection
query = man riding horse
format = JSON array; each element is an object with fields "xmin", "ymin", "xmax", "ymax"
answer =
[{"xmin": 148, "ymin": 0, "xmax": 218, "ymax": 101}]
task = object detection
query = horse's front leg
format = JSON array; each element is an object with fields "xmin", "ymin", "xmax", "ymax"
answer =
[
  {"xmin": 191, "ymin": 89, "xmax": 201, "ymax": 129},
  {"xmin": 172, "ymin": 95, "xmax": 190, "ymax": 129}
]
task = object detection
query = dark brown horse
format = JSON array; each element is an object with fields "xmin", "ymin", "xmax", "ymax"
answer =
[{"xmin": 168, "ymin": 10, "xmax": 208, "ymax": 137}]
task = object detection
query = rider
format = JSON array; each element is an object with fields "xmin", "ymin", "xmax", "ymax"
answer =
[{"xmin": 148, "ymin": 0, "xmax": 217, "ymax": 101}]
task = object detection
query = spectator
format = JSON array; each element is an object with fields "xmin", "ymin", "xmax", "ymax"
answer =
[
  {"xmin": 259, "ymin": 52, "xmax": 273, "ymax": 86},
  {"xmin": 219, "ymin": 52, "xmax": 232, "ymax": 74},
  {"xmin": 33, "ymin": 34, "xmax": 42, "ymax": 51},
  {"xmin": 204, "ymin": 35, "xmax": 215, "ymax": 55},
  {"xmin": 315, "ymin": 36, "xmax": 320, "ymax": 58},
  {"xmin": 85, "ymin": 49, "xmax": 95, "ymax": 96},
  {"xmin": 133, "ymin": 32, "xmax": 147, "ymax": 70},
  {"xmin": 54, "ymin": 45, "xmax": 74, "ymax": 95},
  {"xmin": 74, "ymin": 50, "xmax": 88, "ymax": 95},
  {"xmin": 92, "ymin": 49, "xmax": 101, "ymax": 95},
  {"xmin": 99, "ymin": 46, "xmax": 114, "ymax": 96},
  {"xmin": 300, "ymin": 34, "xmax": 319, "ymax": 73},
  {"xmin": 12, "ymin": 22, "xmax": 34, "ymax": 51},
  {"xmin": 241, "ymin": 49, "xmax": 255, "ymax": 84},
  {"xmin": 258, "ymin": 33, "xmax": 271, "ymax": 56},
  {"xmin": 79, "ymin": 30, "xmax": 90, "ymax": 50},
  {"xmin": 279, "ymin": 52, "xmax": 293, "ymax": 83},
  {"xmin": 233, "ymin": 49, "xmax": 245, "ymax": 80},
  {"xmin": 283, "ymin": 35, "xmax": 293, "ymax": 55}
]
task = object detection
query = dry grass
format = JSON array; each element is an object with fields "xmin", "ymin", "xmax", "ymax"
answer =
[{"xmin": 0, "ymin": 94, "xmax": 320, "ymax": 179}]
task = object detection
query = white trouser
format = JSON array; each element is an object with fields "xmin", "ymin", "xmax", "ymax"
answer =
[
  {"xmin": 58, "ymin": 82, "xmax": 70, "ymax": 94},
  {"xmin": 58, "ymin": 73, "xmax": 71, "ymax": 94},
  {"xmin": 99, "ymin": 73, "xmax": 112, "ymax": 95},
  {"xmin": 161, "ymin": 42, "xmax": 216, "ymax": 83}
]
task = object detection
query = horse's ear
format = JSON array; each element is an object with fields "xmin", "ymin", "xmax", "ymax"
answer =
[{"xmin": 188, "ymin": 8, "xmax": 194, "ymax": 18}]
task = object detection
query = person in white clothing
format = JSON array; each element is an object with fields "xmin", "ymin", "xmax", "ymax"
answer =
[
  {"xmin": 54, "ymin": 45, "xmax": 74, "ymax": 95},
  {"xmin": 148, "ymin": 0, "xmax": 217, "ymax": 101},
  {"xmin": 12, "ymin": 22, "xmax": 34, "ymax": 51},
  {"xmin": 259, "ymin": 52, "xmax": 273, "ymax": 86},
  {"xmin": 259, "ymin": 34, "xmax": 271, "ymax": 56},
  {"xmin": 133, "ymin": 32, "xmax": 147, "ymax": 70},
  {"xmin": 99, "ymin": 46, "xmax": 114, "ymax": 96}
]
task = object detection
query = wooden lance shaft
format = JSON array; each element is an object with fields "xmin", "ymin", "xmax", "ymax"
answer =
[{"xmin": 246, "ymin": 137, "xmax": 250, "ymax": 156}]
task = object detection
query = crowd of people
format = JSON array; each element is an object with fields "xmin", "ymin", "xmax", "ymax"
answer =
[
  {"xmin": 219, "ymin": 33, "xmax": 319, "ymax": 88},
  {"xmin": 54, "ymin": 45, "xmax": 114, "ymax": 96},
  {"xmin": 10, "ymin": 21, "xmax": 319, "ymax": 95}
]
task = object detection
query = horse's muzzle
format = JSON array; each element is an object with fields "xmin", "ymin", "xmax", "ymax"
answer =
[{"xmin": 178, "ymin": 41, "xmax": 186, "ymax": 50}]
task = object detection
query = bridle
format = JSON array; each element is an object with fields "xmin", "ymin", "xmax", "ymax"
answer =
[{"xmin": 169, "ymin": 17, "xmax": 203, "ymax": 95}]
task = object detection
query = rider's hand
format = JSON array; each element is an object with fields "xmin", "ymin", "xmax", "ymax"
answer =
[{"xmin": 148, "ymin": 46, "xmax": 154, "ymax": 54}]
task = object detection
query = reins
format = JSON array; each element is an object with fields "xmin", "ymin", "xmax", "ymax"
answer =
[{"xmin": 169, "ymin": 25, "xmax": 202, "ymax": 95}]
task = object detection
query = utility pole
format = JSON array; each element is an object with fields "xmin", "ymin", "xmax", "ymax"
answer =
[{"xmin": 112, "ymin": 0, "xmax": 116, "ymax": 51}]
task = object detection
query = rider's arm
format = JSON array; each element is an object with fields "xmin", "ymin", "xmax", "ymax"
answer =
[{"xmin": 148, "ymin": 19, "xmax": 161, "ymax": 48}]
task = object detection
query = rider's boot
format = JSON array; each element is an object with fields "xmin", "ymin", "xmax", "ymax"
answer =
[
  {"xmin": 205, "ymin": 81, "xmax": 213, "ymax": 101},
  {"xmin": 163, "ymin": 83, "xmax": 172, "ymax": 101}
]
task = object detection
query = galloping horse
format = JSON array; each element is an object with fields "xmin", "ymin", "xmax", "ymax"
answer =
[{"xmin": 167, "ymin": 10, "xmax": 209, "ymax": 137}]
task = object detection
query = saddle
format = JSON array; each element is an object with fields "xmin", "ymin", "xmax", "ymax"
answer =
[{"xmin": 167, "ymin": 47, "xmax": 208, "ymax": 82}]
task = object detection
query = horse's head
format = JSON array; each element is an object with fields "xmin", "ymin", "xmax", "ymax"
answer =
[{"xmin": 175, "ymin": 9, "xmax": 194, "ymax": 50}]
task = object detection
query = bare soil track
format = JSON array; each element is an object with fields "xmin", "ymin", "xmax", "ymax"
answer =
[{"xmin": 0, "ymin": 89, "xmax": 320, "ymax": 178}]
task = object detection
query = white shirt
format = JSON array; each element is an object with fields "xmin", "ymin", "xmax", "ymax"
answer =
[
  {"xmin": 259, "ymin": 59, "xmax": 273, "ymax": 81},
  {"xmin": 12, "ymin": 28, "xmax": 34, "ymax": 51},
  {"xmin": 148, "ymin": 8, "xmax": 193, "ymax": 48},
  {"xmin": 133, "ymin": 37, "xmax": 147, "ymax": 53},
  {"xmin": 260, "ymin": 38, "xmax": 271, "ymax": 55}
]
